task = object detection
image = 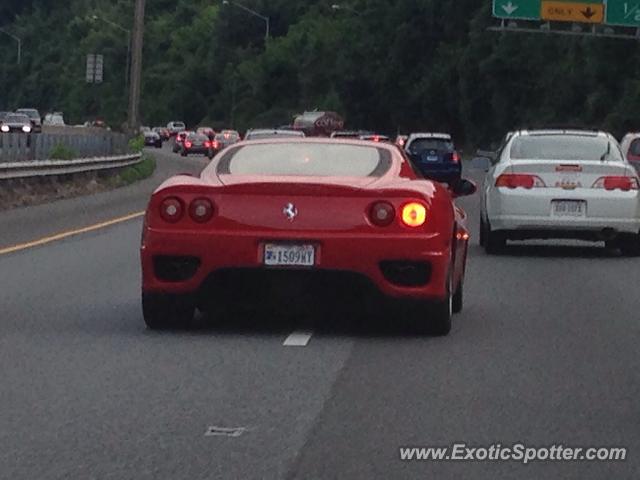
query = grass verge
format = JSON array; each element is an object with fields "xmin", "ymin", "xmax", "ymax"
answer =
[{"xmin": 111, "ymin": 154, "xmax": 157, "ymax": 187}]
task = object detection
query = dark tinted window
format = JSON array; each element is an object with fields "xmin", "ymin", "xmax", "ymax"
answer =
[
  {"xmin": 408, "ymin": 138, "xmax": 454, "ymax": 154},
  {"xmin": 510, "ymin": 135, "xmax": 622, "ymax": 161},
  {"xmin": 219, "ymin": 143, "xmax": 390, "ymax": 177},
  {"xmin": 188, "ymin": 134, "xmax": 208, "ymax": 141},
  {"xmin": 629, "ymin": 139, "xmax": 640, "ymax": 156}
]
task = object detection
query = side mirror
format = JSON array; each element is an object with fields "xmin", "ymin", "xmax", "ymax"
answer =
[
  {"xmin": 452, "ymin": 179, "xmax": 477, "ymax": 198},
  {"xmin": 471, "ymin": 156, "xmax": 492, "ymax": 171}
]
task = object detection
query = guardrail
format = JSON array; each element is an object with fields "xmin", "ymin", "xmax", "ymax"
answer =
[
  {"xmin": 0, "ymin": 132, "xmax": 128, "ymax": 162},
  {"xmin": 0, "ymin": 154, "xmax": 142, "ymax": 180}
]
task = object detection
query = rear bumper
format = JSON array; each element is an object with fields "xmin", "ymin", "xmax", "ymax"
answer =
[
  {"xmin": 141, "ymin": 229, "xmax": 452, "ymax": 302},
  {"xmin": 488, "ymin": 188, "xmax": 640, "ymax": 235}
]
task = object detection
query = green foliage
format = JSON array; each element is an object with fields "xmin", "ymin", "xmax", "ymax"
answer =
[
  {"xmin": 49, "ymin": 143, "xmax": 77, "ymax": 160},
  {"xmin": 117, "ymin": 155, "xmax": 156, "ymax": 185},
  {"xmin": 128, "ymin": 134, "xmax": 144, "ymax": 153},
  {"xmin": 2, "ymin": 0, "xmax": 640, "ymax": 147}
]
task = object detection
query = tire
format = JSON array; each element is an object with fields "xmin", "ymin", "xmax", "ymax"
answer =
[
  {"xmin": 407, "ymin": 270, "xmax": 453, "ymax": 336},
  {"xmin": 484, "ymin": 221, "xmax": 506, "ymax": 255},
  {"xmin": 479, "ymin": 216, "xmax": 487, "ymax": 247},
  {"xmin": 452, "ymin": 280, "xmax": 463, "ymax": 314},
  {"xmin": 612, "ymin": 234, "xmax": 640, "ymax": 257},
  {"xmin": 142, "ymin": 293, "xmax": 195, "ymax": 330}
]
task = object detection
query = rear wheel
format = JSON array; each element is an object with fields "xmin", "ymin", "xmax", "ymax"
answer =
[
  {"xmin": 142, "ymin": 293, "xmax": 195, "ymax": 330},
  {"xmin": 484, "ymin": 221, "xmax": 506, "ymax": 255},
  {"xmin": 611, "ymin": 234, "xmax": 640, "ymax": 256},
  {"xmin": 452, "ymin": 280, "xmax": 463, "ymax": 314}
]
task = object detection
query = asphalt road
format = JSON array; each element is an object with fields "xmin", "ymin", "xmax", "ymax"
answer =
[{"xmin": 1, "ymin": 146, "xmax": 639, "ymax": 479}]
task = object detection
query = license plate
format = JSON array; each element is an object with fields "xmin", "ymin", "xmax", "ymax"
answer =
[
  {"xmin": 426, "ymin": 155, "xmax": 439, "ymax": 162},
  {"xmin": 264, "ymin": 244, "xmax": 315, "ymax": 267},
  {"xmin": 552, "ymin": 200, "xmax": 586, "ymax": 217}
]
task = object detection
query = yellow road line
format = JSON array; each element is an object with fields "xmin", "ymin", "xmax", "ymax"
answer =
[{"xmin": 0, "ymin": 211, "xmax": 145, "ymax": 256}]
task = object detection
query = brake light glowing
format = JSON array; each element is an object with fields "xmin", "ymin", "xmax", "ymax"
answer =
[
  {"xmin": 369, "ymin": 202, "xmax": 395, "ymax": 227},
  {"xmin": 204, "ymin": 141, "xmax": 211, "ymax": 148},
  {"xmin": 452, "ymin": 151, "xmax": 460, "ymax": 163},
  {"xmin": 495, "ymin": 174, "xmax": 546, "ymax": 189},
  {"xmin": 159, "ymin": 197, "xmax": 184, "ymax": 223},
  {"xmin": 184, "ymin": 141, "xmax": 192, "ymax": 149},
  {"xmin": 401, "ymin": 202, "xmax": 427, "ymax": 227},
  {"xmin": 592, "ymin": 176, "xmax": 640, "ymax": 191},
  {"xmin": 189, "ymin": 198, "xmax": 215, "ymax": 223},
  {"xmin": 212, "ymin": 140, "xmax": 219, "ymax": 149},
  {"xmin": 372, "ymin": 135, "xmax": 380, "ymax": 142}
]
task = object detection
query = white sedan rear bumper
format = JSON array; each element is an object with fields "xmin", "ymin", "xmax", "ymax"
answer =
[{"xmin": 488, "ymin": 188, "xmax": 640, "ymax": 235}]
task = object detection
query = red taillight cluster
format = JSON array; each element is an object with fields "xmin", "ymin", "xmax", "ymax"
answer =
[
  {"xmin": 159, "ymin": 197, "xmax": 215, "ymax": 223},
  {"xmin": 452, "ymin": 151, "xmax": 461, "ymax": 163},
  {"xmin": 592, "ymin": 176, "xmax": 640, "ymax": 191},
  {"xmin": 368, "ymin": 201, "xmax": 427, "ymax": 228},
  {"xmin": 495, "ymin": 174, "xmax": 546, "ymax": 189},
  {"xmin": 184, "ymin": 141, "xmax": 193, "ymax": 149},
  {"xmin": 204, "ymin": 140, "xmax": 212, "ymax": 148}
]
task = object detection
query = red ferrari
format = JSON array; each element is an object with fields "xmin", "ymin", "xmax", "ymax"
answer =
[{"xmin": 141, "ymin": 139, "xmax": 475, "ymax": 334}]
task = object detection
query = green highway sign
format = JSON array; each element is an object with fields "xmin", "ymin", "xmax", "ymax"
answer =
[
  {"xmin": 493, "ymin": 0, "xmax": 542, "ymax": 20},
  {"xmin": 606, "ymin": 1, "xmax": 640, "ymax": 27}
]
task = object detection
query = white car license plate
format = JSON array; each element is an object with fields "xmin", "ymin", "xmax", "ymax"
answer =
[
  {"xmin": 264, "ymin": 244, "xmax": 315, "ymax": 267},
  {"xmin": 552, "ymin": 200, "xmax": 586, "ymax": 217}
]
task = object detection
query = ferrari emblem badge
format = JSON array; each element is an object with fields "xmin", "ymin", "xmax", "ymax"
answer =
[{"xmin": 283, "ymin": 203, "xmax": 298, "ymax": 221}]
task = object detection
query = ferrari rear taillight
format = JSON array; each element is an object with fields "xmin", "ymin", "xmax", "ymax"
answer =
[
  {"xmin": 495, "ymin": 174, "xmax": 546, "ymax": 189},
  {"xmin": 160, "ymin": 197, "xmax": 184, "ymax": 223},
  {"xmin": 369, "ymin": 202, "xmax": 395, "ymax": 227},
  {"xmin": 401, "ymin": 202, "xmax": 427, "ymax": 228},
  {"xmin": 189, "ymin": 198, "xmax": 215, "ymax": 223},
  {"xmin": 592, "ymin": 176, "xmax": 640, "ymax": 191}
]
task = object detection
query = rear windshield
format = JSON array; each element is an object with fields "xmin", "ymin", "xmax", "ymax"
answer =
[
  {"xmin": 188, "ymin": 134, "xmax": 208, "ymax": 141},
  {"xmin": 219, "ymin": 143, "xmax": 390, "ymax": 177},
  {"xmin": 629, "ymin": 139, "xmax": 640, "ymax": 156},
  {"xmin": 408, "ymin": 138, "xmax": 453, "ymax": 153},
  {"xmin": 510, "ymin": 135, "xmax": 622, "ymax": 161}
]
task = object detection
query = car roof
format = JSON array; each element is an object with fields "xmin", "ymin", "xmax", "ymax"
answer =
[
  {"xmin": 407, "ymin": 132, "xmax": 452, "ymax": 141},
  {"xmin": 512, "ymin": 129, "xmax": 610, "ymax": 138}
]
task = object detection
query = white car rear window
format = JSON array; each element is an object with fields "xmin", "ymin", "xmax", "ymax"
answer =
[{"xmin": 511, "ymin": 135, "xmax": 622, "ymax": 162}]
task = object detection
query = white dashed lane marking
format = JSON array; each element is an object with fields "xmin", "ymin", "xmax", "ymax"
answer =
[{"xmin": 283, "ymin": 331, "xmax": 314, "ymax": 347}]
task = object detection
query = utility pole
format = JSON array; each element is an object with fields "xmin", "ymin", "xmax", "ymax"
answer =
[{"xmin": 127, "ymin": 0, "xmax": 146, "ymax": 133}]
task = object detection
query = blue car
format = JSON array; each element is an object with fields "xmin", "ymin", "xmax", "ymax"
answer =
[{"xmin": 404, "ymin": 133, "xmax": 461, "ymax": 185}]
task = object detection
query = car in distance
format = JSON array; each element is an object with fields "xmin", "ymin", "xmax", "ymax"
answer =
[
  {"xmin": 15, "ymin": 108, "xmax": 42, "ymax": 133},
  {"xmin": 180, "ymin": 132, "xmax": 215, "ymax": 158},
  {"xmin": 153, "ymin": 127, "xmax": 170, "ymax": 141},
  {"xmin": 476, "ymin": 129, "xmax": 640, "ymax": 254},
  {"xmin": 359, "ymin": 134, "xmax": 390, "ymax": 143},
  {"xmin": 404, "ymin": 133, "xmax": 462, "ymax": 185},
  {"xmin": 214, "ymin": 130, "xmax": 241, "ymax": 149},
  {"xmin": 140, "ymin": 138, "xmax": 476, "ymax": 335},
  {"xmin": 172, "ymin": 131, "xmax": 191, "ymax": 153},
  {"xmin": 43, "ymin": 112, "xmax": 65, "ymax": 127},
  {"xmin": 0, "ymin": 113, "xmax": 33, "ymax": 133},
  {"xmin": 244, "ymin": 128, "xmax": 305, "ymax": 141},
  {"xmin": 196, "ymin": 127, "xmax": 216, "ymax": 140},
  {"xmin": 330, "ymin": 130, "xmax": 372, "ymax": 139},
  {"xmin": 167, "ymin": 121, "xmax": 186, "ymax": 136},
  {"xmin": 619, "ymin": 132, "xmax": 640, "ymax": 172},
  {"xmin": 144, "ymin": 130, "xmax": 163, "ymax": 148}
]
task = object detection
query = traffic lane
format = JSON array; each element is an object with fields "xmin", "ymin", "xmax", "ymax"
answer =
[
  {"xmin": 286, "ymin": 172, "xmax": 640, "ymax": 479},
  {"xmin": 0, "ymin": 144, "xmax": 208, "ymax": 249},
  {"xmin": 0, "ymin": 219, "xmax": 355, "ymax": 480}
]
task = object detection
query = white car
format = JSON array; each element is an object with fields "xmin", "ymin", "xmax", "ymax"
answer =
[
  {"xmin": 43, "ymin": 112, "xmax": 65, "ymax": 126},
  {"xmin": 167, "ymin": 121, "xmax": 186, "ymax": 135},
  {"xmin": 475, "ymin": 129, "xmax": 640, "ymax": 255}
]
